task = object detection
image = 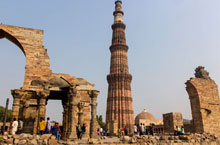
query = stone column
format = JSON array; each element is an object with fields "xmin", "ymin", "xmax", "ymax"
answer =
[
  {"xmin": 11, "ymin": 90, "xmax": 22, "ymax": 134},
  {"xmin": 78, "ymin": 102, "xmax": 89, "ymax": 139},
  {"xmin": 67, "ymin": 87, "xmax": 78, "ymax": 140},
  {"xmin": 78, "ymin": 102, "xmax": 85, "ymax": 124},
  {"xmin": 11, "ymin": 94, "xmax": 21, "ymax": 121},
  {"xmin": 90, "ymin": 90, "xmax": 99, "ymax": 138},
  {"xmin": 34, "ymin": 91, "xmax": 48, "ymax": 134},
  {"xmin": 62, "ymin": 101, "xmax": 69, "ymax": 139},
  {"xmin": 39, "ymin": 98, "xmax": 46, "ymax": 120}
]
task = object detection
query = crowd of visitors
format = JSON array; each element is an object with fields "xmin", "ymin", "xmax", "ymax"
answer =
[
  {"xmin": 133, "ymin": 123, "xmax": 155, "ymax": 136},
  {"xmin": 39, "ymin": 117, "xmax": 62, "ymax": 140},
  {"xmin": 8, "ymin": 118, "xmax": 185, "ymax": 140},
  {"xmin": 10, "ymin": 117, "xmax": 62, "ymax": 140},
  {"xmin": 9, "ymin": 116, "xmax": 90, "ymax": 140},
  {"xmin": 97, "ymin": 127, "xmax": 108, "ymax": 136}
]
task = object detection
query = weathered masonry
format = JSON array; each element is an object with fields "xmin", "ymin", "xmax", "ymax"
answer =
[
  {"xmin": 186, "ymin": 66, "xmax": 220, "ymax": 137},
  {"xmin": 0, "ymin": 24, "xmax": 99, "ymax": 140}
]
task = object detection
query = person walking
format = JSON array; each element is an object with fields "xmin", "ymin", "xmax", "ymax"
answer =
[
  {"xmin": 81, "ymin": 123, "xmax": 86, "ymax": 138},
  {"xmin": 141, "ymin": 123, "xmax": 145, "ymax": 135},
  {"xmin": 55, "ymin": 123, "xmax": 60, "ymax": 140},
  {"xmin": 100, "ymin": 127, "xmax": 103, "ymax": 136},
  {"xmin": 97, "ymin": 128, "xmax": 100, "ymax": 136},
  {"xmin": 124, "ymin": 126, "xmax": 128, "ymax": 136},
  {"xmin": 180, "ymin": 126, "xmax": 184, "ymax": 135},
  {"xmin": 137, "ymin": 124, "xmax": 141, "ymax": 136},
  {"xmin": 76, "ymin": 123, "xmax": 81, "ymax": 139},
  {"xmin": 149, "ymin": 124, "xmax": 154, "ymax": 136},
  {"xmin": 17, "ymin": 119, "xmax": 23, "ymax": 134},
  {"xmin": 39, "ymin": 117, "xmax": 46, "ymax": 135},
  {"xmin": 134, "ymin": 124, "xmax": 137, "ymax": 135},
  {"xmin": 11, "ymin": 118, "xmax": 18, "ymax": 135},
  {"xmin": 45, "ymin": 117, "xmax": 51, "ymax": 134}
]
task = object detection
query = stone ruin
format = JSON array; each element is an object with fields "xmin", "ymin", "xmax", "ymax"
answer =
[
  {"xmin": 163, "ymin": 112, "xmax": 183, "ymax": 134},
  {"xmin": 185, "ymin": 66, "xmax": 220, "ymax": 137},
  {"xmin": 0, "ymin": 24, "xmax": 99, "ymax": 140},
  {"xmin": 162, "ymin": 66, "xmax": 220, "ymax": 139}
]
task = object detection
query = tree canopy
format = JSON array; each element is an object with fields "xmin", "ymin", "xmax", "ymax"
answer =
[
  {"xmin": 96, "ymin": 115, "xmax": 106, "ymax": 129},
  {"xmin": 0, "ymin": 106, "xmax": 12, "ymax": 122}
]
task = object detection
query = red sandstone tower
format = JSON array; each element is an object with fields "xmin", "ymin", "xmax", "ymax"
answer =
[{"xmin": 106, "ymin": 0, "xmax": 134, "ymax": 135}]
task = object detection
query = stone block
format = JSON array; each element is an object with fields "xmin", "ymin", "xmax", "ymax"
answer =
[{"xmin": 48, "ymin": 139, "xmax": 58, "ymax": 145}]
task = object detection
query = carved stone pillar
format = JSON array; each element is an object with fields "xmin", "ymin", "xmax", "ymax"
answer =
[
  {"xmin": 11, "ymin": 90, "xmax": 22, "ymax": 121},
  {"xmin": 34, "ymin": 91, "xmax": 48, "ymax": 134},
  {"xmin": 78, "ymin": 102, "xmax": 85, "ymax": 124},
  {"xmin": 90, "ymin": 90, "xmax": 99, "ymax": 138},
  {"xmin": 12, "ymin": 94, "xmax": 21, "ymax": 120},
  {"xmin": 67, "ymin": 87, "xmax": 78, "ymax": 140},
  {"xmin": 78, "ymin": 102, "xmax": 89, "ymax": 139},
  {"xmin": 39, "ymin": 98, "xmax": 46, "ymax": 120},
  {"xmin": 62, "ymin": 100, "xmax": 69, "ymax": 139}
]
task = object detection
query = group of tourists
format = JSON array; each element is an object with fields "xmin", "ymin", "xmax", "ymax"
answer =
[
  {"xmin": 134, "ymin": 123, "xmax": 154, "ymax": 136},
  {"xmin": 11, "ymin": 117, "xmax": 89, "ymax": 140},
  {"xmin": 39, "ymin": 117, "xmax": 61, "ymax": 140},
  {"xmin": 174, "ymin": 126, "xmax": 184, "ymax": 136},
  {"xmin": 76, "ymin": 123, "xmax": 86, "ymax": 139},
  {"xmin": 97, "ymin": 127, "xmax": 108, "ymax": 136},
  {"xmin": 11, "ymin": 118, "xmax": 23, "ymax": 135}
]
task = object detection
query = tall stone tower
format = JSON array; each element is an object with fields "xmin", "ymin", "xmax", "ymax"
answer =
[{"xmin": 106, "ymin": 0, "xmax": 134, "ymax": 135}]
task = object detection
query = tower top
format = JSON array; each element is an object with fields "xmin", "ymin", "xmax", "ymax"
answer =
[
  {"xmin": 115, "ymin": 0, "xmax": 122, "ymax": 4},
  {"xmin": 114, "ymin": 0, "xmax": 124, "ymax": 23}
]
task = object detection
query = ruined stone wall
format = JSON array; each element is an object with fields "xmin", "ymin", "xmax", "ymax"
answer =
[
  {"xmin": 0, "ymin": 24, "xmax": 52, "ymax": 88},
  {"xmin": 163, "ymin": 112, "xmax": 183, "ymax": 133},
  {"xmin": 186, "ymin": 66, "xmax": 220, "ymax": 137}
]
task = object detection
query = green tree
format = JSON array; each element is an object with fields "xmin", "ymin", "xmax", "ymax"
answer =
[
  {"xmin": 96, "ymin": 115, "xmax": 106, "ymax": 129},
  {"xmin": 0, "ymin": 106, "xmax": 12, "ymax": 122}
]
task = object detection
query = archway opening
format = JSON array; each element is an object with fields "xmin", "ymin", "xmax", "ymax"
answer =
[
  {"xmin": 45, "ymin": 100, "xmax": 63, "ymax": 131},
  {"xmin": 0, "ymin": 37, "xmax": 25, "ymax": 112}
]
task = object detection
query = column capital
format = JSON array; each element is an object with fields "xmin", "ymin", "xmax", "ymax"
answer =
[
  {"xmin": 68, "ymin": 86, "xmax": 78, "ymax": 95},
  {"xmin": 36, "ymin": 90, "xmax": 50, "ymax": 99},
  {"xmin": 89, "ymin": 90, "xmax": 99, "ymax": 99},
  {"xmin": 11, "ymin": 89, "xmax": 25, "ymax": 99}
]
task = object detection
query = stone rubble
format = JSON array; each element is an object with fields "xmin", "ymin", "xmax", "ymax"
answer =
[{"xmin": 0, "ymin": 133, "xmax": 220, "ymax": 145}]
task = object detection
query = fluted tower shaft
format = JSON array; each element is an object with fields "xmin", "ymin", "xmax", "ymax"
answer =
[{"xmin": 106, "ymin": 0, "xmax": 134, "ymax": 135}]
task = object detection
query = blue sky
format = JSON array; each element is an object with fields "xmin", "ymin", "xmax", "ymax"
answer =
[{"xmin": 1, "ymin": 0, "xmax": 220, "ymax": 122}]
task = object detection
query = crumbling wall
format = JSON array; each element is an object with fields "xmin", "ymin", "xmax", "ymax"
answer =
[{"xmin": 186, "ymin": 66, "xmax": 220, "ymax": 137}]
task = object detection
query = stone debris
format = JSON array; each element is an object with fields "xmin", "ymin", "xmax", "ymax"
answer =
[{"xmin": 0, "ymin": 133, "xmax": 219, "ymax": 145}]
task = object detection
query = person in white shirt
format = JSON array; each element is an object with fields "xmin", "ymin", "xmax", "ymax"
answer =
[
  {"xmin": 12, "ymin": 118, "xmax": 18, "ymax": 135},
  {"xmin": 100, "ymin": 127, "xmax": 103, "ymax": 136},
  {"xmin": 134, "ymin": 124, "xmax": 137, "ymax": 135},
  {"xmin": 45, "ymin": 117, "xmax": 51, "ymax": 133}
]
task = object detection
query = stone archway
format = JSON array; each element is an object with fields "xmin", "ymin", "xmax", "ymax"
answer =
[
  {"xmin": 1, "ymin": 24, "xmax": 100, "ymax": 139},
  {"xmin": 0, "ymin": 24, "xmax": 51, "ymax": 88}
]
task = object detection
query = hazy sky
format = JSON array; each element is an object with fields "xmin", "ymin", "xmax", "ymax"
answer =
[{"xmin": 0, "ymin": 0, "xmax": 220, "ymax": 123}]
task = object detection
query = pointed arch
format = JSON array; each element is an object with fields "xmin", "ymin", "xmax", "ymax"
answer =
[{"xmin": 0, "ymin": 29, "xmax": 25, "ymax": 55}]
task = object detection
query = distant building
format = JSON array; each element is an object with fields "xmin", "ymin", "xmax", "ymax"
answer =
[
  {"xmin": 135, "ymin": 109, "xmax": 164, "ymax": 134},
  {"xmin": 135, "ymin": 109, "xmax": 163, "ymax": 126}
]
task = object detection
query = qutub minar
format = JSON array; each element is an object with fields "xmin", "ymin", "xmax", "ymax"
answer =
[{"xmin": 106, "ymin": 0, "xmax": 134, "ymax": 135}]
